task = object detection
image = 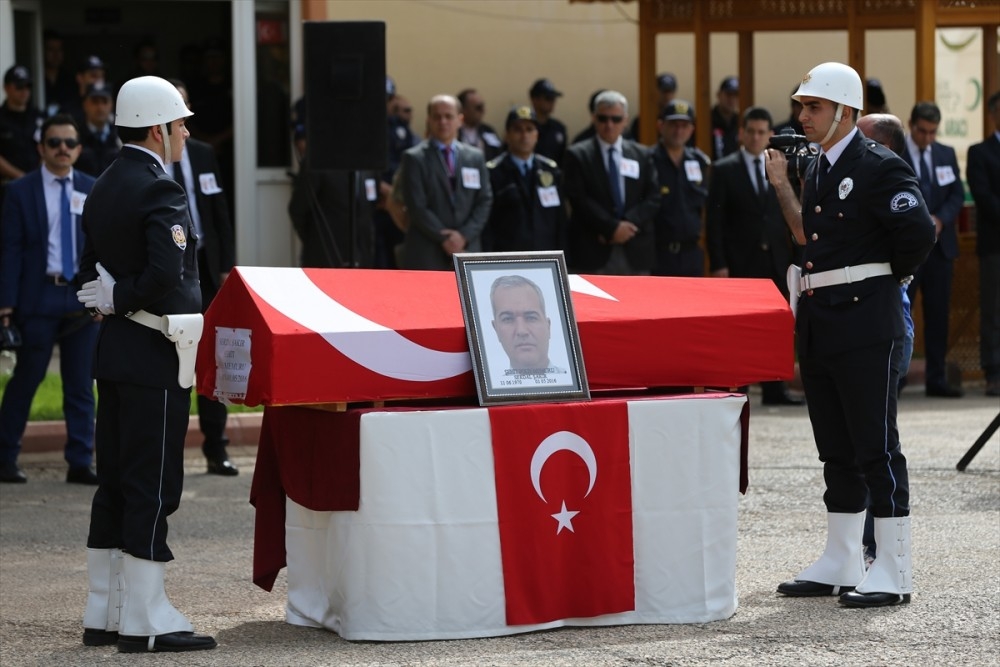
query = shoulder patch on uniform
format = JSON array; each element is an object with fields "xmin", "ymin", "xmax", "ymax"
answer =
[
  {"xmin": 536, "ymin": 155, "xmax": 557, "ymax": 168},
  {"xmin": 889, "ymin": 192, "xmax": 919, "ymax": 213},
  {"xmin": 171, "ymin": 224, "xmax": 188, "ymax": 250},
  {"xmin": 486, "ymin": 155, "xmax": 505, "ymax": 169}
]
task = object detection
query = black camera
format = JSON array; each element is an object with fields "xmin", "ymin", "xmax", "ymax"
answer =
[
  {"xmin": 768, "ymin": 129, "xmax": 819, "ymax": 184},
  {"xmin": 0, "ymin": 315, "xmax": 21, "ymax": 351}
]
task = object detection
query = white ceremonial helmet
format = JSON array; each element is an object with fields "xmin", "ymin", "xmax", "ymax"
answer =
[
  {"xmin": 792, "ymin": 62, "xmax": 863, "ymax": 144},
  {"xmin": 115, "ymin": 75, "xmax": 193, "ymax": 128},
  {"xmin": 115, "ymin": 76, "xmax": 193, "ymax": 165}
]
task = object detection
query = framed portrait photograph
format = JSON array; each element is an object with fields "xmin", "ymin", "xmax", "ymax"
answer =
[{"xmin": 453, "ymin": 251, "xmax": 590, "ymax": 406}]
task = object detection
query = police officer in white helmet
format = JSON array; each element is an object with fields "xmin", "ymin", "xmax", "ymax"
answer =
[
  {"xmin": 75, "ymin": 76, "xmax": 215, "ymax": 652},
  {"xmin": 765, "ymin": 62, "xmax": 935, "ymax": 608}
]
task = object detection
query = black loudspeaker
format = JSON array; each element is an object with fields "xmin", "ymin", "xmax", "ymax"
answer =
[{"xmin": 304, "ymin": 21, "xmax": 387, "ymax": 171}]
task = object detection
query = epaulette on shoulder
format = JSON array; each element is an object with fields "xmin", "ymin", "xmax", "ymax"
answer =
[
  {"xmin": 687, "ymin": 146, "xmax": 711, "ymax": 166},
  {"xmin": 865, "ymin": 140, "xmax": 895, "ymax": 160},
  {"xmin": 486, "ymin": 154, "xmax": 507, "ymax": 169},
  {"xmin": 535, "ymin": 154, "xmax": 558, "ymax": 169}
]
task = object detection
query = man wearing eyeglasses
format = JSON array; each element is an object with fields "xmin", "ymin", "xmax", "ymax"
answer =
[
  {"xmin": 563, "ymin": 90, "xmax": 660, "ymax": 275},
  {"xmin": 0, "ymin": 113, "xmax": 98, "ymax": 484},
  {"xmin": 0, "ymin": 66, "xmax": 45, "ymax": 209}
]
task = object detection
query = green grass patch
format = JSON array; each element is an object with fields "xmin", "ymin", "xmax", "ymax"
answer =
[{"xmin": 0, "ymin": 371, "xmax": 263, "ymax": 422}]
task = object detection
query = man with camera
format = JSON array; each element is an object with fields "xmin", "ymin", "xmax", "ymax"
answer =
[{"xmin": 765, "ymin": 62, "xmax": 935, "ymax": 608}]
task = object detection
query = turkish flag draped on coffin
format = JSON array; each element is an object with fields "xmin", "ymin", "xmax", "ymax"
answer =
[{"xmin": 489, "ymin": 401, "xmax": 635, "ymax": 625}]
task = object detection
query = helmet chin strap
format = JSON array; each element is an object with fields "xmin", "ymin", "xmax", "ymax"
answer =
[
  {"xmin": 821, "ymin": 103, "xmax": 844, "ymax": 146},
  {"xmin": 159, "ymin": 122, "xmax": 172, "ymax": 166}
]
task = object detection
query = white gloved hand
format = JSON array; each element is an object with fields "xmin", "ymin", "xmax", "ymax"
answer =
[{"xmin": 76, "ymin": 262, "xmax": 117, "ymax": 315}]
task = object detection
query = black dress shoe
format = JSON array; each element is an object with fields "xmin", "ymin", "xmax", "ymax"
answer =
[
  {"xmin": 0, "ymin": 462, "xmax": 27, "ymax": 483},
  {"xmin": 67, "ymin": 466, "xmax": 99, "ymax": 485},
  {"xmin": 117, "ymin": 631, "xmax": 217, "ymax": 653},
  {"xmin": 839, "ymin": 590, "xmax": 911, "ymax": 608},
  {"xmin": 762, "ymin": 392, "xmax": 806, "ymax": 406},
  {"xmin": 926, "ymin": 384, "xmax": 963, "ymax": 398},
  {"xmin": 83, "ymin": 628, "xmax": 119, "ymax": 646},
  {"xmin": 206, "ymin": 457, "xmax": 239, "ymax": 476},
  {"xmin": 777, "ymin": 579, "xmax": 855, "ymax": 597}
]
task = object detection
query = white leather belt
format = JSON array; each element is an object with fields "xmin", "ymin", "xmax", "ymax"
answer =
[
  {"xmin": 126, "ymin": 309, "xmax": 204, "ymax": 389},
  {"xmin": 127, "ymin": 309, "xmax": 162, "ymax": 331},
  {"xmin": 798, "ymin": 262, "xmax": 892, "ymax": 295}
]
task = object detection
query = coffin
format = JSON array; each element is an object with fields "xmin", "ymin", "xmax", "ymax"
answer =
[{"xmin": 195, "ymin": 267, "xmax": 793, "ymax": 406}]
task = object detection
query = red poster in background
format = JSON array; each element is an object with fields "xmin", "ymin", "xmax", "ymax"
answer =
[
  {"xmin": 257, "ymin": 18, "xmax": 287, "ymax": 46},
  {"xmin": 489, "ymin": 401, "xmax": 634, "ymax": 626}
]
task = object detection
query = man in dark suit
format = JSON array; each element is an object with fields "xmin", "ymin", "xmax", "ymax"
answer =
[
  {"xmin": 563, "ymin": 90, "xmax": 659, "ymax": 275},
  {"xmin": 707, "ymin": 106, "xmax": 802, "ymax": 406},
  {"xmin": 767, "ymin": 62, "xmax": 935, "ymax": 609},
  {"xmin": 967, "ymin": 90, "xmax": 1000, "ymax": 397},
  {"xmin": 399, "ymin": 94, "xmax": 492, "ymax": 270},
  {"xmin": 0, "ymin": 114, "xmax": 98, "ymax": 484},
  {"xmin": 902, "ymin": 101, "xmax": 966, "ymax": 397},
  {"xmin": 172, "ymin": 80, "xmax": 237, "ymax": 475},
  {"xmin": 651, "ymin": 99, "xmax": 709, "ymax": 277},
  {"xmin": 76, "ymin": 75, "xmax": 215, "ymax": 653},
  {"xmin": 485, "ymin": 105, "xmax": 566, "ymax": 253}
]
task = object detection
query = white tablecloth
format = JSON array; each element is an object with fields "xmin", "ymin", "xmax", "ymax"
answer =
[{"xmin": 282, "ymin": 394, "xmax": 746, "ymax": 640}]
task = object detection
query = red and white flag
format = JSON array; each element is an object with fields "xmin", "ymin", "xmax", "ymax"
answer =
[{"xmin": 489, "ymin": 401, "xmax": 635, "ymax": 625}]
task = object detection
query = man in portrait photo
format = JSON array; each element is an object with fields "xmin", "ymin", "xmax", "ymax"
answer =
[{"xmin": 489, "ymin": 274, "xmax": 568, "ymax": 379}]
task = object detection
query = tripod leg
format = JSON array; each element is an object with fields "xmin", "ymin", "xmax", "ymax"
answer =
[{"xmin": 956, "ymin": 412, "xmax": 1000, "ymax": 472}]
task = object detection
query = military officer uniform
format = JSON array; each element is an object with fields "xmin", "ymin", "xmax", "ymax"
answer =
[{"xmin": 485, "ymin": 152, "xmax": 567, "ymax": 252}]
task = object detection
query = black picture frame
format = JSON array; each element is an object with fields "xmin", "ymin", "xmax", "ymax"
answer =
[{"xmin": 453, "ymin": 251, "xmax": 590, "ymax": 406}]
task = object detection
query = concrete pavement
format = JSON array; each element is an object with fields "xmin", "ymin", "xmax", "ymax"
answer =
[{"xmin": 1, "ymin": 390, "xmax": 997, "ymax": 666}]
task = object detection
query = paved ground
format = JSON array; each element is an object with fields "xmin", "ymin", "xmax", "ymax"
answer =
[{"xmin": 1, "ymin": 389, "xmax": 997, "ymax": 667}]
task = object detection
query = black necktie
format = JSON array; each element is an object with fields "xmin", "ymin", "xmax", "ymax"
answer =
[
  {"xmin": 173, "ymin": 163, "xmax": 188, "ymax": 198},
  {"xmin": 607, "ymin": 146, "xmax": 624, "ymax": 218},
  {"xmin": 753, "ymin": 157, "xmax": 766, "ymax": 203},
  {"xmin": 918, "ymin": 148, "xmax": 933, "ymax": 202},
  {"xmin": 817, "ymin": 154, "xmax": 831, "ymax": 190}
]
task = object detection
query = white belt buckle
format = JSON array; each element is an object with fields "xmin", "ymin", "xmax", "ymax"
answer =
[{"xmin": 843, "ymin": 265, "xmax": 853, "ymax": 284}]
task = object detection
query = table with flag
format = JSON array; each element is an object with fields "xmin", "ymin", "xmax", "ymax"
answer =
[{"xmin": 251, "ymin": 393, "xmax": 749, "ymax": 640}]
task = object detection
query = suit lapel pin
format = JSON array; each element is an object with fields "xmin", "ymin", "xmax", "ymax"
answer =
[{"xmin": 838, "ymin": 177, "xmax": 853, "ymax": 200}]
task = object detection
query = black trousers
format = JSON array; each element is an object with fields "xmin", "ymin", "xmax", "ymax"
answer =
[
  {"xmin": 87, "ymin": 380, "xmax": 190, "ymax": 561},
  {"xmin": 906, "ymin": 245, "xmax": 953, "ymax": 389},
  {"xmin": 800, "ymin": 337, "xmax": 909, "ymax": 518},
  {"xmin": 197, "ymin": 248, "xmax": 229, "ymax": 455}
]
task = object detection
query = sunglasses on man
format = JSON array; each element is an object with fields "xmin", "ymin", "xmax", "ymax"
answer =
[
  {"xmin": 45, "ymin": 137, "xmax": 80, "ymax": 149},
  {"xmin": 596, "ymin": 114, "xmax": 624, "ymax": 124}
]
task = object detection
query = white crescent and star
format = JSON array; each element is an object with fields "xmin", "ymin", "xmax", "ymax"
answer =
[
  {"xmin": 529, "ymin": 430, "xmax": 597, "ymax": 534},
  {"xmin": 237, "ymin": 267, "xmax": 617, "ymax": 383}
]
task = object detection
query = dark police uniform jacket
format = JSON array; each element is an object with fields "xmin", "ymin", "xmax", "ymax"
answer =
[
  {"xmin": 652, "ymin": 142, "xmax": 710, "ymax": 255},
  {"xmin": 797, "ymin": 130, "xmax": 935, "ymax": 358},
  {"xmin": 484, "ymin": 153, "xmax": 567, "ymax": 252},
  {"xmin": 80, "ymin": 146, "xmax": 201, "ymax": 389},
  {"xmin": 535, "ymin": 117, "xmax": 567, "ymax": 166},
  {"xmin": 75, "ymin": 125, "xmax": 121, "ymax": 177}
]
